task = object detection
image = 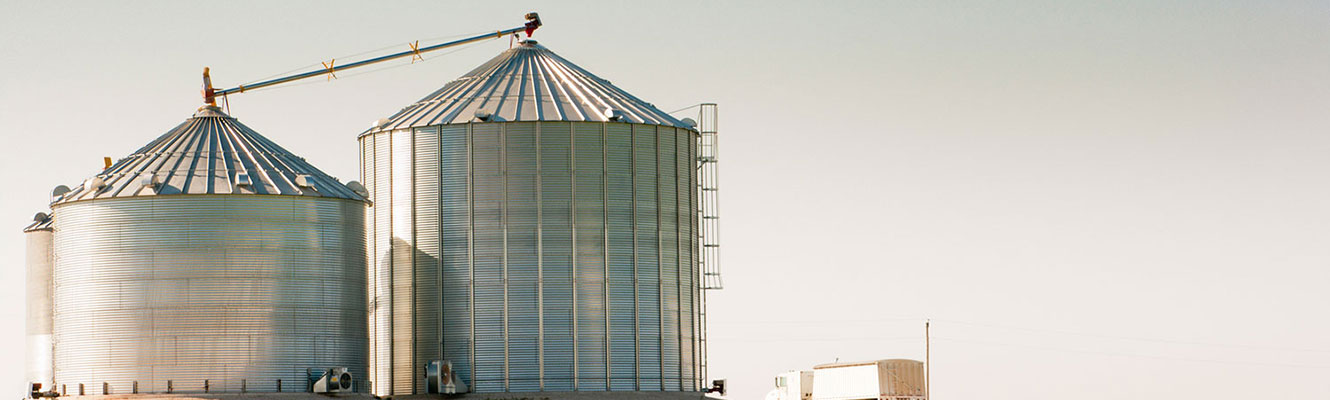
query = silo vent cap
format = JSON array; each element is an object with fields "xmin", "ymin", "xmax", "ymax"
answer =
[
  {"xmin": 51, "ymin": 185, "xmax": 71, "ymax": 202},
  {"xmin": 346, "ymin": 181, "xmax": 370, "ymax": 199},
  {"xmin": 140, "ymin": 174, "xmax": 160, "ymax": 188},
  {"xmin": 83, "ymin": 177, "xmax": 105, "ymax": 193},
  {"xmin": 193, "ymin": 105, "xmax": 228, "ymax": 118}
]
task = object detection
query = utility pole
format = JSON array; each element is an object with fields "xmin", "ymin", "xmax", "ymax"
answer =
[{"xmin": 926, "ymin": 319, "xmax": 931, "ymax": 400}]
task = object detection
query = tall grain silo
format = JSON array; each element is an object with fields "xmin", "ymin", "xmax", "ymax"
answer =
[
  {"xmin": 48, "ymin": 105, "xmax": 370, "ymax": 396},
  {"xmin": 361, "ymin": 40, "xmax": 706, "ymax": 395},
  {"xmin": 24, "ymin": 212, "xmax": 55, "ymax": 394}
]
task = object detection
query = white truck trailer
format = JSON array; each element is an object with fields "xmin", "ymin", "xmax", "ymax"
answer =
[
  {"xmin": 810, "ymin": 359, "xmax": 925, "ymax": 400},
  {"xmin": 766, "ymin": 370, "xmax": 815, "ymax": 400}
]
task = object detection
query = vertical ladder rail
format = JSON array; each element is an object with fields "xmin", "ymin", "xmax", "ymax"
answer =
[
  {"xmin": 696, "ymin": 103, "xmax": 721, "ymax": 390},
  {"xmin": 698, "ymin": 103, "xmax": 722, "ymax": 290}
]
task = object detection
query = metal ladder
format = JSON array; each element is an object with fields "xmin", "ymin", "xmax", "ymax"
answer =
[{"xmin": 698, "ymin": 103, "xmax": 723, "ymax": 290}]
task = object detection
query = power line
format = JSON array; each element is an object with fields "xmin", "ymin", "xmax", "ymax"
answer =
[
  {"xmin": 933, "ymin": 336, "xmax": 1330, "ymax": 370},
  {"xmin": 932, "ymin": 318, "xmax": 1330, "ymax": 353},
  {"xmin": 711, "ymin": 316, "xmax": 1330, "ymax": 355},
  {"xmin": 708, "ymin": 335, "xmax": 919, "ymax": 343},
  {"xmin": 718, "ymin": 317, "xmax": 922, "ymax": 325}
]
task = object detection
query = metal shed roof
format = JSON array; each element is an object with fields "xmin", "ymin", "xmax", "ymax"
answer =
[
  {"xmin": 53, "ymin": 106, "xmax": 366, "ymax": 205},
  {"xmin": 370, "ymin": 40, "xmax": 689, "ymax": 132}
]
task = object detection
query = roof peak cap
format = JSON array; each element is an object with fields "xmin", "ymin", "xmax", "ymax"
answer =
[{"xmin": 193, "ymin": 105, "xmax": 230, "ymax": 118}]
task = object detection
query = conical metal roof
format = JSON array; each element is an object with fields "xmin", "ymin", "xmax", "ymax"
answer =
[
  {"xmin": 371, "ymin": 40, "xmax": 689, "ymax": 131},
  {"xmin": 53, "ymin": 106, "xmax": 366, "ymax": 205}
]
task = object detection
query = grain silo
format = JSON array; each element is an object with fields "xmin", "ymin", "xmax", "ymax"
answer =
[
  {"xmin": 24, "ymin": 212, "xmax": 55, "ymax": 395},
  {"xmin": 360, "ymin": 40, "xmax": 708, "ymax": 395},
  {"xmin": 46, "ymin": 105, "xmax": 370, "ymax": 396}
]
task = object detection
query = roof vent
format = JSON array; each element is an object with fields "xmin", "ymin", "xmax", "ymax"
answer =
[
  {"xmin": 33, "ymin": 212, "xmax": 49, "ymax": 223},
  {"xmin": 346, "ymin": 181, "xmax": 370, "ymax": 199},
  {"xmin": 371, "ymin": 117, "xmax": 390, "ymax": 129},
  {"xmin": 83, "ymin": 177, "xmax": 105, "ymax": 193},
  {"xmin": 295, "ymin": 174, "xmax": 315, "ymax": 188},
  {"xmin": 605, "ymin": 108, "xmax": 625, "ymax": 122},
  {"xmin": 51, "ymin": 185, "xmax": 71, "ymax": 198},
  {"xmin": 474, "ymin": 110, "xmax": 493, "ymax": 122},
  {"xmin": 680, "ymin": 118, "xmax": 698, "ymax": 129},
  {"xmin": 235, "ymin": 172, "xmax": 252, "ymax": 187},
  {"xmin": 140, "ymin": 174, "xmax": 160, "ymax": 188}
]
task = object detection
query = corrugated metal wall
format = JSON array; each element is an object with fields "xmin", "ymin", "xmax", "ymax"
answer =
[
  {"xmin": 51, "ymin": 196, "xmax": 367, "ymax": 394},
  {"xmin": 362, "ymin": 121, "xmax": 703, "ymax": 394},
  {"xmin": 26, "ymin": 227, "xmax": 54, "ymax": 387}
]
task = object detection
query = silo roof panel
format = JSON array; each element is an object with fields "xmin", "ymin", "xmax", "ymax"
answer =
[
  {"xmin": 53, "ymin": 106, "xmax": 367, "ymax": 205},
  {"xmin": 23, "ymin": 212, "xmax": 53, "ymax": 232},
  {"xmin": 371, "ymin": 41, "xmax": 689, "ymax": 132}
]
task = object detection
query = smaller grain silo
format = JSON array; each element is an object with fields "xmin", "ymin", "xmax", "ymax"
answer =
[
  {"xmin": 24, "ymin": 212, "xmax": 55, "ymax": 394},
  {"xmin": 48, "ymin": 105, "xmax": 370, "ymax": 396}
]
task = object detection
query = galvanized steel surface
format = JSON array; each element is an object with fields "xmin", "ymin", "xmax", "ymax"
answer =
[
  {"xmin": 362, "ymin": 121, "xmax": 704, "ymax": 395},
  {"xmin": 54, "ymin": 106, "xmax": 363, "ymax": 205},
  {"xmin": 51, "ymin": 195, "xmax": 368, "ymax": 394},
  {"xmin": 25, "ymin": 214, "xmax": 54, "ymax": 387},
  {"xmin": 368, "ymin": 41, "xmax": 689, "ymax": 131}
]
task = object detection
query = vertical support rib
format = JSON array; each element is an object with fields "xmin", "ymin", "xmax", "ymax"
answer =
[
  {"xmin": 601, "ymin": 123, "xmax": 611, "ymax": 391},
  {"xmin": 436, "ymin": 127, "xmax": 446, "ymax": 389},
  {"xmin": 536, "ymin": 122, "xmax": 545, "ymax": 391},
  {"xmin": 673, "ymin": 127, "xmax": 686, "ymax": 390},
  {"xmin": 656, "ymin": 126, "xmax": 666, "ymax": 391},
  {"xmin": 501, "ymin": 123, "xmax": 511, "ymax": 392},
  {"xmin": 386, "ymin": 132, "xmax": 395, "ymax": 395},
  {"xmin": 570, "ymin": 123, "xmax": 580, "ymax": 388},
  {"xmin": 630, "ymin": 124, "xmax": 640, "ymax": 391},
  {"xmin": 411, "ymin": 129, "xmax": 419, "ymax": 394},
  {"xmin": 467, "ymin": 124, "xmax": 477, "ymax": 387}
]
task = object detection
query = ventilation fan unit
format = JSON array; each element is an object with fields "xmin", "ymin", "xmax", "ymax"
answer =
[{"xmin": 311, "ymin": 367, "xmax": 352, "ymax": 393}]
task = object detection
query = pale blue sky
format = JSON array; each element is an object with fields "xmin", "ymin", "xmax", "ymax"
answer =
[{"xmin": 3, "ymin": 1, "xmax": 1329, "ymax": 399}]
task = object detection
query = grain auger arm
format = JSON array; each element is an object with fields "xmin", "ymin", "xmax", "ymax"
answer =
[{"xmin": 201, "ymin": 12, "xmax": 542, "ymax": 106}]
